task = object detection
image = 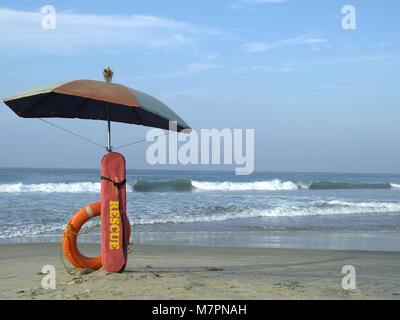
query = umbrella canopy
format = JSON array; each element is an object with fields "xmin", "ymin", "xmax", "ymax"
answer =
[{"xmin": 3, "ymin": 79, "xmax": 190, "ymax": 132}]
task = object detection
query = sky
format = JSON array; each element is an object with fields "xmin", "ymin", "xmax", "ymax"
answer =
[{"xmin": 0, "ymin": 0, "xmax": 399, "ymax": 173}]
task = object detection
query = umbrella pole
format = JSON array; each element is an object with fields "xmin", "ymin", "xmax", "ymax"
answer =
[
  {"xmin": 103, "ymin": 66, "xmax": 114, "ymax": 153},
  {"xmin": 107, "ymin": 105, "xmax": 111, "ymax": 152}
]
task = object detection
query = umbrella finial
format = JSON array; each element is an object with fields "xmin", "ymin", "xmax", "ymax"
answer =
[{"xmin": 103, "ymin": 66, "xmax": 114, "ymax": 83}]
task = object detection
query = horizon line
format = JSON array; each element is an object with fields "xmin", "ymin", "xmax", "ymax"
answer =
[{"xmin": 0, "ymin": 166, "xmax": 399, "ymax": 176}]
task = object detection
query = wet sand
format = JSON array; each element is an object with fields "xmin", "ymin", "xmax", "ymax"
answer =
[{"xmin": 0, "ymin": 243, "xmax": 399, "ymax": 299}]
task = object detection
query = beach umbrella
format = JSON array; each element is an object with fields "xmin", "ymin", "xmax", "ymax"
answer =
[{"xmin": 3, "ymin": 67, "xmax": 191, "ymax": 151}]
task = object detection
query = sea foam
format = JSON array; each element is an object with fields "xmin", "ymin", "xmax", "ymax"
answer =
[
  {"xmin": 0, "ymin": 182, "xmax": 133, "ymax": 193},
  {"xmin": 191, "ymin": 179, "xmax": 298, "ymax": 191}
]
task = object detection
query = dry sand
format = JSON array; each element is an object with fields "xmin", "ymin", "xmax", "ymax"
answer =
[{"xmin": 0, "ymin": 243, "xmax": 399, "ymax": 300}]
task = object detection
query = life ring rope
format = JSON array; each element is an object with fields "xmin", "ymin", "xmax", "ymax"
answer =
[{"xmin": 59, "ymin": 215, "xmax": 101, "ymax": 275}]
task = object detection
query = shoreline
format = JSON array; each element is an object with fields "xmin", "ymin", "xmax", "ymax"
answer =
[
  {"xmin": 1, "ymin": 229, "xmax": 400, "ymax": 252},
  {"xmin": 1, "ymin": 243, "xmax": 399, "ymax": 299}
]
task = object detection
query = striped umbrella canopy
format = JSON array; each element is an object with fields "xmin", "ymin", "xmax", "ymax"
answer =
[{"xmin": 3, "ymin": 79, "xmax": 190, "ymax": 151}]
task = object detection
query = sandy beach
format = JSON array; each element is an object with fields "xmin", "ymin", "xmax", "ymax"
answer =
[{"xmin": 0, "ymin": 243, "xmax": 399, "ymax": 300}]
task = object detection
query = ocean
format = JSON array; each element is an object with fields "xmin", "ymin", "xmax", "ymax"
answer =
[{"xmin": 1, "ymin": 168, "xmax": 400, "ymax": 251}]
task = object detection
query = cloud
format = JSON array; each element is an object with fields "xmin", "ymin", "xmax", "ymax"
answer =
[
  {"xmin": 0, "ymin": 7, "xmax": 220, "ymax": 55},
  {"xmin": 155, "ymin": 63, "xmax": 220, "ymax": 78},
  {"xmin": 239, "ymin": 64, "xmax": 298, "ymax": 73},
  {"xmin": 231, "ymin": 0, "xmax": 288, "ymax": 10},
  {"xmin": 243, "ymin": 42, "xmax": 270, "ymax": 53},
  {"xmin": 204, "ymin": 53, "xmax": 220, "ymax": 60},
  {"xmin": 320, "ymin": 55, "xmax": 390, "ymax": 64},
  {"xmin": 244, "ymin": 35, "xmax": 329, "ymax": 53}
]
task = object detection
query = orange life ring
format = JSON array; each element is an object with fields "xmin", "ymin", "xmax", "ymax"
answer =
[{"xmin": 62, "ymin": 202, "xmax": 102, "ymax": 269}]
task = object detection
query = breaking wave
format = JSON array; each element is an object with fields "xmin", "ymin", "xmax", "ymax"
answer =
[
  {"xmin": 133, "ymin": 200, "xmax": 400, "ymax": 225},
  {"xmin": 0, "ymin": 182, "xmax": 133, "ymax": 193},
  {"xmin": 133, "ymin": 179, "xmax": 299, "ymax": 192},
  {"xmin": 191, "ymin": 179, "xmax": 298, "ymax": 191}
]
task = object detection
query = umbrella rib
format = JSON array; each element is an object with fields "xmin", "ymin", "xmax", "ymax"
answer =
[
  {"xmin": 113, "ymin": 131, "xmax": 171, "ymax": 151},
  {"xmin": 38, "ymin": 118, "xmax": 106, "ymax": 150}
]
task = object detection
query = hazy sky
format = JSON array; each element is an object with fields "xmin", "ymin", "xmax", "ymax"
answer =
[{"xmin": 0, "ymin": 0, "xmax": 399, "ymax": 173}]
